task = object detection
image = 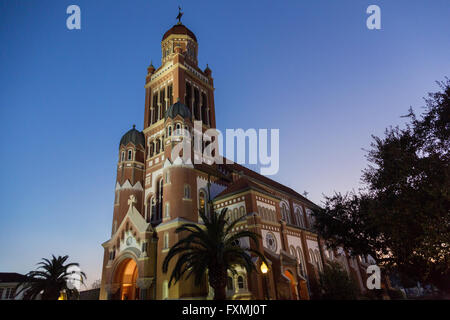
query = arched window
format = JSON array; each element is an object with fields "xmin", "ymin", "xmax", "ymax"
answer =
[
  {"xmin": 176, "ymin": 123, "xmax": 181, "ymax": 135},
  {"xmin": 199, "ymin": 190, "xmax": 206, "ymax": 213},
  {"xmin": 167, "ymin": 126, "xmax": 172, "ymax": 137},
  {"xmin": 127, "ymin": 149, "xmax": 132, "ymax": 160},
  {"xmin": 237, "ymin": 275, "xmax": 245, "ymax": 289},
  {"xmin": 164, "ymin": 232, "xmax": 169, "ymax": 249},
  {"xmin": 233, "ymin": 208, "xmax": 238, "ymax": 221},
  {"xmin": 154, "ymin": 178, "xmax": 163, "ymax": 221},
  {"xmin": 162, "ymin": 280, "xmax": 169, "ymax": 300},
  {"xmin": 297, "ymin": 247, "xmax": 306, "ymax": 276},
  {"xmin": 296, "ymin": 208, "xmax": 304, "ymax": 228},
  {"xmin": 121, "ymin": 151, "xmax": 125, "ymax": 162},
  {"xmin": 148, "ymin": 196, "xmax": 155, "ymax": 222},
  {"xmin": 165, "ymin": 202, "xmax": 170, "ymax": 218},
  {"xmin": 184, "ymin": 184, "xmax": 191, "ymax": 199},
  {"xmin": 290, "ymin": 245, "xmax": 296, "ymax": 258},
  {"xmin": 227, "ymin": 276, "xmax": 234, "ymax": 291},
  {"xmin": 239, "ymin": 206, "xmax": 245, "ymax": 218},
  {"xmin": 315, "ymin": 250, "xmax": 322, "ymax": 271},
  {"xmin": 309, "ymin": 249, "xmax": 315, "ymax": 265},
  {"xmin": 281, "ymin": 203, "xmax": 290, "ymax": 224},
  {"xmin": 165, "ymin": 171, "xmax": 170, "ymax": 184}
]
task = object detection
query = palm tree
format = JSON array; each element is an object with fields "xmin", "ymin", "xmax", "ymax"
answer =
[
  {"xmin": 16, "ymin": 255, "xmax": 86, "ymax": 300},
  {"xmin": 162, "ymin": 207, "xmax": 266, "ymax": 300}
]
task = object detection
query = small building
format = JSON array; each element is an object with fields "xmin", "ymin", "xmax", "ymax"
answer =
[{"xmin": 0, "ymin": 273, "xmax": 28, "ymax": 300}]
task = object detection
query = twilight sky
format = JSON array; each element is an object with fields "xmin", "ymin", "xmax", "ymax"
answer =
[{"xmin": 0, "ymin": 0, "xmax": 449, "ymax": 287}]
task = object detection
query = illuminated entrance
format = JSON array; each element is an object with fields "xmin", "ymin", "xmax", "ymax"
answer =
[{"xmin": 113, "ymin": 258, "xmax": 139, "ymax": 300}]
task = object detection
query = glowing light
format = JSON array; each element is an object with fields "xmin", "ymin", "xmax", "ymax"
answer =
[{"xmin": 260, "ymin": 261, "xmax": 268, "ymax": 274}]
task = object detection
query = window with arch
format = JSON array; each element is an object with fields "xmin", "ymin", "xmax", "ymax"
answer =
[
  {"xmin": 176, "ymin": 123, "xmax": 181, "ymax": 135},
  {"xmin": 164, "ymin": 202, "xmax": 170, "ymax": 218},
  {"xmin": 309, "ymin": 249, "xmax": 316, "ymax": 265},
  {"xmin": 154, "ymin": 178, "xmax": 163, "ymax": 221},
  {"xmin": 239, "ymin": 206, "xmax": 245, "ymax": 218},
  {"xmin": 167, "ymin": 126, "xmax": 172, "ymax": 137},
  {"xmin": 237, "ymin": 275, "xmax": 245, "ymax": 289},
  {"xmin": 233, "ymin": 208, "xmax": 238, "ymax": 221},
  {"xmin": 121, "ymin": 151, "xmax": 125, "ymax": 162},
  {"xmin": 296, "ymin": 207, "xmax": 304, "ymax": 228},
  {"xmin": 227, "ymin": 276, "xmax": 234, "ymax": 291},
  {"xmin": 165, "ymin": 171, "xmax": 170, "ymax": 184},
  {"xmin": 281, "ymin": 203, "xmax": 291, "ymax": 224},
  {"xmin": 184, "ymin": 184, "xmax": 191, "ymax": 199},
  {"xmin": 163, "ymin": 232, "xmax": 169, "ymax": 249},
  {"xmin": 162, "ymin": 280, "xmax": 169, "ymax": 300},
  {"xmin": 199, "ymin": 190, "xmax": 207, "ymax": 213},
  {"xmin": 297, "ymin": 247, "xmax": 306, "ymax": 276},
  {"xmin": 315, "ymin": 250, "xmax": 322, "ymax": 271},
  {"xmin": 290, "ymin": 245, "xmax": 296, "ymax": 258},
  {"xmin": 127, "ymin": 149, "xmax": 132, "ymax": 161}
]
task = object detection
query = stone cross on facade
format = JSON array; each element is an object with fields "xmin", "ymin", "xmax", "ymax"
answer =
[{"xmin": 128, "ymin": 195, "xmax": 137, "ymax": 209}]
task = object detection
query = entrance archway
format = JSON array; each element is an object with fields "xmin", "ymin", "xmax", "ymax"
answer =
[
  {"xmin": 284, "ymin": 270, "xmax": 299, "ymax": 300},
  {"xmin": 113, "ymin": 258, "xmax": 139, "ymax": 300}
]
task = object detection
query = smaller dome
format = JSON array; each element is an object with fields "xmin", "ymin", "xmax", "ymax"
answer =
[
  {"xmin": 165, "ymin": 101, "xmax": 192, "ymax": 120},
  {"xmin": 120, "ymin": 125, "xmax": 145, "ymax": 147},
  {"xmin": 162, "ymin": 23, "xmax": 197, "ymax": 42}
]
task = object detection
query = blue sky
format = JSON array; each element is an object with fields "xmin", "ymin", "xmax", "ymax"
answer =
[{"xmin": 0, "ymin": 0, "xmax": 449, "ymax": 287}]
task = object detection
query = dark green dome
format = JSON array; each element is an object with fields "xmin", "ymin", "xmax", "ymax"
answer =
[
  {"xmin": 120, "ymin": 125, "xmax": 145, "ymax": 147},
  {"xmin": 165, "ymin": 101, "xmax": 191, "ymax": 120}
]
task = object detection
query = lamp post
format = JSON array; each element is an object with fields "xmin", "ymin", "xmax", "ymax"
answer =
[{"xmin": 260, "ymin": 261, "xmax": 269, "ymax": 300}]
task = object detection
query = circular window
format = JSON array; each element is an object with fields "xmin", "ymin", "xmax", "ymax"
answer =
[{"xmin": 265, "ymin": 232, "xmax": 277, "ymax": 252}]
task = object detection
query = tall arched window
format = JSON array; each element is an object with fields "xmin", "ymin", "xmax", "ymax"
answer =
[
  {"xmin": 164, "ymin": 232, "xmax": 169, "ymax": 249},
  {"xmin": 176, "ymin": 123, "xmax": 181, "ymax": 135},
  {"xmin": 165, "ymin": 202, "xmax": 170, "ymax": 218},
  {"xmin": 227, "ymin": 276, "xmax": 233, "ymax": 291},
  {"xmin": 290, "ymin": 245, "xmax": 296, "ymax": 258},
  {"xmin": 281, "ymin": 203, "xmax": 290, "ymax": 224},
  {"xmin": 184, "ymin": 184, "xmax": 191, "ymax": 199},
  {"xmin": 297, "ymin": 247, "xmax": 306, "ymax": 276},
  {"xmin": 233, "ymin": 208, "xmax": 238, "ymax": 221},
  {"xmin": 296, "ymin": 208, "xmax": 304, "ymax": 228},
  {"xmin": 199, "ymin": 190, "xmax": 206, "ymax": 213},
  {"xmin": 155, "ymin": 179, "xmax": 163, "ymax": 222},
  {"xmin": 315, "ymin": 250, "xmax": 322, "ymax": 271},
  {"xmin": 239, "ymin": 206, "xmax": 245, "ymax": 218},
  {"xmin": 237, "ymin": 275, "xmax": 245, "ymax": 289}
]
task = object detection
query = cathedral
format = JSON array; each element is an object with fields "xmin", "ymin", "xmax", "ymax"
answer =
[{"xmin": 99, "ymin": 18, "xmax": 371, "ymax": 300}]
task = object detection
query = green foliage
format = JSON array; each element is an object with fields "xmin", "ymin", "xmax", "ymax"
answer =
[
  {"xmin": 16, "ymin": 255, "xmax": 86, "ymax": 300},
  {"xmin": 314, "ymin": 78, "xmax": 450, "ymax": 292},
  {"xmin": 162, "ymin": 207, "xmax": 266, "ymax": 300},
  {"xmin": 318, "ymin": 262, "xmax": 359, "ymax": 300}
]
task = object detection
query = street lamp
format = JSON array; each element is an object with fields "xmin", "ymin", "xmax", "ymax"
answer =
[{"xmin": 260, "ymin": 262, "xmax": 269, "ymax": 300}]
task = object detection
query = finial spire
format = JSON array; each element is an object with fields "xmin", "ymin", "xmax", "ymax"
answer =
[
  {"xmin": 133, "ymin": 124, "xmax": 136, "ymax": 129},
  {"xmin": 176, "ymin": 6, "xmax": 183, "ymax": 24}
]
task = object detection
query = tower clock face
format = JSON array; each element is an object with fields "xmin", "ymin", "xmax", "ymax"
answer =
[{"xmin": 126, "ymin": 236, "xmax": 133, "ymax": 246}]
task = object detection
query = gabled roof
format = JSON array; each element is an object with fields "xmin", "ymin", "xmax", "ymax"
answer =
[{"xmin": 0, "ymin": 272, "xmax": 27, "ymax": 283}]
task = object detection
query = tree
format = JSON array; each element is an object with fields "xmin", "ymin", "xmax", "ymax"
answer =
[
  {"xmin": 319, "ymin": 261, "xmax": 359, "ymax": 299},
  {"xmin": 314, "ymin": 79, "xmax": 450, "ymax": 292},
  {"xmin": 162, "ymin": 207, "xmax": 266, "ymax": 300},
  {"xmin": 16, "ymin": 255, "xmax": 86, "ymax": 300}
]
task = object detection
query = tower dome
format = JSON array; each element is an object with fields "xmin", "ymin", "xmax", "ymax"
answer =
[
  {"xmin": 119, "ymin": 125, "xmax": 145, "ymax": 147},
  {"xmin": 165, "ymin": 101, "xmax": 192, "ymax": 120},
  {"xmin": 162, "ymin": 23, "xmax": 197, "ymax": 42}
]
